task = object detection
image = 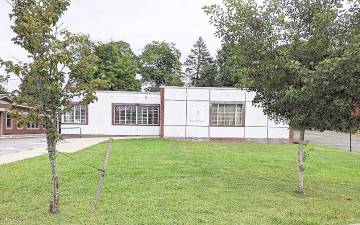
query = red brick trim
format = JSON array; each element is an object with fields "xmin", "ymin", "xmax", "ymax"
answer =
[
  {"xmin": 1, "ymin": 110, "xmax": 45, "ymax": 135},
  {"xmin": 160, "ymin": 88, "xmax": 165, "ymax": 137}
]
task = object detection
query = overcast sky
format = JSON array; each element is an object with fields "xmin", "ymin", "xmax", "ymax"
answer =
[{"xmin": 0, "ymin": 0, "xmax": 222, "ymax": 90}]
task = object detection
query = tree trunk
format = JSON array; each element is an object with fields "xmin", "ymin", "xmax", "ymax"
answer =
[
  {"xmin": 297, "ymin": 129, "xmax": 305, "ymax": 193},
  {"xmin": 47, "ymin": 135, "xmax": 60, "ymax": 213}
]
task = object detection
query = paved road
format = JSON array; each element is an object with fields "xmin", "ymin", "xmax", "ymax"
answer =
[
  {"xmin": 304, "ymin": 130, "xmax": 360, "ymax": 152},
  {"xmin": 0, "ymin": 137, "xmax": 47, "ymax": 156}
]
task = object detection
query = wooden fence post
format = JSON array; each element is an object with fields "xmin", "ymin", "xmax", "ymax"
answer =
[{"xmin": 93, "ymin": 138, "xmax": 113, "ymax": 209}]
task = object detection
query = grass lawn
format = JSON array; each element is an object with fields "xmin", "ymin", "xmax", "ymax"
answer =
[{"xmin": 0, "ymin": 139, "xmax": 359, "ymax": 225}]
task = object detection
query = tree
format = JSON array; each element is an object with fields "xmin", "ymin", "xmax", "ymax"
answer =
[
  {"xmin": 0, "ymin": 0, "xmax": 105, "ymax": 213},
  {"xmin": 184, "ymin": 37, "xmax": 216, "ymax": 87},
  {"xmin": 216, "ymin": 44, "xmax": 247, "ymax": 88},
  {"xmin": 139, "ymin": 41, "xmax": 183, "ymax": 92},
  {"xmin": 197, "ymin": 63, "xmax": 218, "ymax": 87},
  {"xmin": 0, "ymin": 75, "xmax": 7, "ymax": 94},
  {"xmin": 205, "ymin": 0, "xmax": 360, "ymax": 193},
  {"xmin": 95, "ymin": 41, "xmax": 141, "ymax": 91}
]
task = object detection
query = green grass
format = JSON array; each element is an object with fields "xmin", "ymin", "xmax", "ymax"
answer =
[{"xmin": 0, "ymin": 139, "xmax": 359, "ymax": 225}]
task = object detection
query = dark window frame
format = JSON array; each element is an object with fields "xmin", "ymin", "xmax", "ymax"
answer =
[
  {"xmin": 209, "ymin": 102, "xmax": 246, "ymax": 127},
  {"xmin": 62, "ymin": 103, "xmax": 88, "ymax": 125},
  {"xmin": 112, "ymin": 103, "xmax": 160, "ymax": 126},
  {"xmin": 6, "ymin": 113, "xmax": 12, "ymax": 129}
]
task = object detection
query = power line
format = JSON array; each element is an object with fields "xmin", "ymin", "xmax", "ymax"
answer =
[{"xmin": 57, "ymin": 150, "xmax": 104, "ymax": 173}]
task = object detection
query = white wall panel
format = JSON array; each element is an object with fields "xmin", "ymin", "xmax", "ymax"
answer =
[
  {"xmin": 210, "ymin": 127, "xmax": 245, "ymax": 138},
  {"xmin": 245, "ymin": 91, "xmax": 257, "ymax": 102},
  {"xmin": 268, "ymin": 119, "xmax": 288, "ymax": 128},
  {"xmin": 61, "ymin": 91, "xmax": 160, "ymax": 136},
  {"xmin": 164, "ymin": 126, "xmax": 185, "ymax": 138},
  {"xmin": 164, "ymin": 100, "xmax": 186, "ymax": 125},
  {"xmin": 187, "ymin": 89, "xmax": 209, "ymax": 101},
  {"xmin": 210, "ymin": 89, "xmax": 246, "ymax": 102},
  {"xmin": 186, "ymin": 127, "xmax": 209, "ymax": 138},
  {"xmin": 62, "ymin": 88, "xmax": 290, "ymax": 140},
  {"xmin": 245, "ymin": 127, "xmax": 267, "ymax": 139},
  {"xmin": 164, "ymin": 88, "xmax": 186, "ymax": 101},
  {"xmin": 186, "ymin": 101, "xmax": 209, "ymax": 126},
  {"xmin": 268, "ymin": 127, "xmax": 289, "ymax": 139},
  {"xmin": 245, "ymin": 102, "xmax": 268, "ymax": 127}
]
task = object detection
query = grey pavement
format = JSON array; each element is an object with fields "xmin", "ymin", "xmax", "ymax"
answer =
[
  {"xmin": 302, "ymin": 130, "xmax": 360, "ymax": 152},
  {"xmin": 0, "ymin": 137, "xmax": 108, "ymax": 165},
  {"xmin": 0, "ymin": 137, "xmax": 47, "ymax": 156},
  {"xmin": 0, "ymin": 136, "xmax": 158, "ymax": 165}
]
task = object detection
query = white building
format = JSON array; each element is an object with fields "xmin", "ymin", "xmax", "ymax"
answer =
[{"xmin": 61, "ymin": 87, "xmax": 292, "ymax": 142}]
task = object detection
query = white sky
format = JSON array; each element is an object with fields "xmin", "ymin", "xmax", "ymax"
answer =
[{"xmin": 0, "ymin": 0, "xmax": 222, "ymax": 90}]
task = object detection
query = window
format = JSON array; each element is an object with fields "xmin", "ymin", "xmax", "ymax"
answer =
[
  {"xmin": 211, "ymin": 103, "xmax": 244, "ymax": 126},
  {"xmin": 26, "ymin": 122, "xmax": 39, "ymax": 129},
  {"xmin": 113, "ymin": 104, "xmax": 159, "ymax": 125},
  {"xmin": 6, "ymin": 113, "xmax": 12, "ymax": 129},
  {"xmin": 63, "ymin": 104, "xmax": 87, "ymax": 124}
]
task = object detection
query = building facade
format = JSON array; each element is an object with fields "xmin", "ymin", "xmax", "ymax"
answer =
[
  {"xmin": 0, "ymin": 95, "xmax": 45, "ymax": 136},
  {"xmin": 61, "ymin": 87, "xmax": 292, "ymax": 142}
]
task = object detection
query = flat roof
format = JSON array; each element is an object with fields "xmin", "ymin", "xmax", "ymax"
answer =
[
  {"xmin": 96, "ymin": 90, "xmax": 160, "ymax": 95},
  {"xmin": 96, "ymin": 86, "xmax": 249, "ymax": 94},
  {"xmin": 160, "ymin": 86, "xmax": 248, "ymax": 91}
]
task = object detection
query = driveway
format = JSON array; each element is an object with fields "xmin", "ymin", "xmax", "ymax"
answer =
[
  {"xmin": 0, "ymin": 137, "xmax": 108, "ymax": 165},
  {"xmin": 303, "ymin": 130, "xmax": 360, "ymax": 152},
  {"xmin": 0, "ymin": 136, "xmax": 158, "ymax": 165},
  {"xmin": 0, "ymin": 137, "xmax": 47, "ymax": 156}
]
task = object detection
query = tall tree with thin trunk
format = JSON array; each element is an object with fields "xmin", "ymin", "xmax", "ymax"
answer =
[
  {"xmin": 184, "ymin": 37, "xmax": 215, "ymax": 86},
  {"xmin": 0, "ymin": 0, "xmax": 106, "ymax": 213},
  {"xmin": 205, "ymin": 0, "xmax": 360, "ymax": 193}
]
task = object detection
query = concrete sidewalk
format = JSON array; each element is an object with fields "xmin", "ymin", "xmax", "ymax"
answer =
[
  {"xmin": 0, "ymin": 138, "xmax": 107, "ymax": 165},
  {"xmin": 294, "ymin": 130, "xmax": 360, "ymax": 152},
  {"xmin": 0, "ymin": 136, "xmax": 158, "ymax": 165}
]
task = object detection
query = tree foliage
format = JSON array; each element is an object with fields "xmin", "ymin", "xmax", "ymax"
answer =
[
  {"xmin": 216, "ymin": 44, "xmax": 246, "ymax": 88},
  {"xmin": 205, "ymin": 0, "xmax": 360, "ymax": 193},
  {"xmin": 0, "ymin": 0, "xmax": 106, "ymax": 213},
  {"xmin": 95, "ymin": 41, "xmax": 141, "ymax": 91},
  {"xmin": 184, "ymin": 37, "xmax": 217, "ymax": 87},
  {"xmin": 139, "ymin": 41, "xmax": 183, "ymax": 92},
  {"xmin": 0, "ymin": 75, "xmax": 7, "ymax": 94}
]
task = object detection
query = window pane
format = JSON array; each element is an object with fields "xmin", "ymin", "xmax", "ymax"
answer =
[
  {"xmin": 137, "ymin": 106, "xmax": 149, "ymax": 125},
  {"xmin": 113, "ymin": 104, "xmax": 159, "ymax": 126},
  {"xmin": 63, "ymin": 104, "xmax": 86, "ymax": 124},
  {"xmin": 235, "ymin": 104, "xmax": 243, "ymax": 126},
  {"xmin": 148, "ymin": 106, "xmax": 159, "ymax": 125},
  {"xmin": 64, "ymin": 110, "xmax": 74, "ymax": 123},
  {"xmin": 225, "ymin": 104, "xmax": 236, "ymax": 126},
  {"xmin": 211, "ymin": 103, "xmax": 244, "ymax": 126},
  {"xmin": 6, "ymin": 113, "xmax": 12, "ymax": 128},
  {"xmin": 211, "ymin": 105, "xmax": 218, "ymax": 125},
  {"xmin": 80, "ymin": 105, "xmax": 86, "ymax": 123},
  {"xmin": 120, "ymin": 106, "xmax": 126, "ymax": 124}
]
